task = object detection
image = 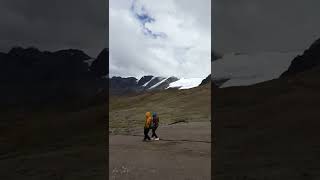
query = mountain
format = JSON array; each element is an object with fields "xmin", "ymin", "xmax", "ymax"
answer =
[
  {"xmin": 214, "ymin": 38, "xmax": 320, "ymax": 179},
  {"xmin": 198, "ymin": 74, "xmax": 229, "ymax": 87},
  {"xmin": 90, "ymin": 48, "xmax": 108, "ymax": 77},
  {"xmin": 0, "ymin": 47, "xmax": 108, "ymax": 109},
  {"xmin": 137, "ymin": 75, "xmax": 153, "ymax": 86},
  {"xmin": 0, "ymin": 47, "xmax": 92, "ymax": 81},
  {"xmin": 109, "ymin": 76, "xmax": 178, "ymax": 95},
  {"xmin": 109, "ymin": 76, "xmax": 141, "ymax": 96},
  {"xmin": 143, "ymin": 76, "xmax": 167, "ymax": 89},
  {"xmin": 110, "ymin": 75, "xmax": 206, "ymax": 96},
  {"xmin": 150, "ymin": 76, "xmax": 179, "ymax": 90},
  {"xmin": 0, "ymin": 48, "xmax": 108, "ymax": 179},
  {"xmin": 199, "ymin": 74, "xmax": 211, "ymax": 86},
  {"xmin": 281, "ymin": 38, "xmax": 320, "ymax": 77}
]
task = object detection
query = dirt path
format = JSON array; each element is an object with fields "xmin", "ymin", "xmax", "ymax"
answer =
[{"xmin": 109, "ymin": 122, "xmax": 211, "ymax": 180}]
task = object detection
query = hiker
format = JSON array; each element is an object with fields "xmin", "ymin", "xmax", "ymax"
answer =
[
  {"xmin": 151, "ymin": 112, "xmax": 160, "ymax": 140},
  {"xmin": 143, "ymin": 111, "xmax": 152, "ymax": 141}
]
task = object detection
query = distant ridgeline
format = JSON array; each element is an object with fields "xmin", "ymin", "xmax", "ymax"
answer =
[
  {"xmin": 0, "ymin": 47, "xmax": 108, "ymax": 109},
  {"xmin": 0, "ymin": 46, "xmax": 217, "ymax": 107},
  {"xmin": 108, "ymin": 50, "xmax": 222, "ymax": 95},
  {"xmin": 109, "ymin": 75, "xmax": 211, "ymax": 96}
]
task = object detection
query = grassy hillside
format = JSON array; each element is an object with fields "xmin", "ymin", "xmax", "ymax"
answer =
[{"xmin": 109, "ymin": 84, "xmax": 211, "ymax": 134}]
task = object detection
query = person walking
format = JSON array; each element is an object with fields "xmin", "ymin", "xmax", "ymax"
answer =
[
  {"xmin": 151, "ymin": 112, "xmax": 160, "ymax": 140},
  {"xmin": 143, "ymin": 112, "xmax": 152, "ymax": 141}
]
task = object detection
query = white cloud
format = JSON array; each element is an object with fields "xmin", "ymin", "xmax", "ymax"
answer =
[{"xmin": 109, "ymin": 0, "xmax": 211, "ymax": 79}]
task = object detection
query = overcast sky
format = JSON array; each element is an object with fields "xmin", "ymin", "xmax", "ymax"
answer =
[
  {"xmin": 2, "ymin": 0, "xmax": 318, "ymax": 70},
  {"xmin": 109, "ymin": 0, "xmax": 211, "ymax": 79},
  {"xmin": 213, "ymin": 0, "xmax": 320, "ymax": 54},
  {"xmin": 0, "ymin": 0, "xmax": 107, "ymax": 57}
]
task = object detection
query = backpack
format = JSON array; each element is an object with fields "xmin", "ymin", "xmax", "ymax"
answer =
[{"xmin": 152, "ymin": 116, "xmax": 159, "ymax": 128}]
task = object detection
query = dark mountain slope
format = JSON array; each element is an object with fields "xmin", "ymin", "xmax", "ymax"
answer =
[
  {"xmin": 91, "ymin": 48, "xmax": 108, "ymax": 77},
  {"xmin": 214, "ymin": 38, "xmax": 320, "ymax": 179},
  {"xmin": 200, "ymin": 74, "xmax": 211, "ymax": 86},
  {"xmin": 281, "ymin": 38, "xmax": 320, "ymax": 77},
  {"xmin": 0, "ymin": 47, "xmax": 108, "ymax": 109},
  {"xmin": 109, "ymin": 76, "xmax": 180, "ymax": 95}
]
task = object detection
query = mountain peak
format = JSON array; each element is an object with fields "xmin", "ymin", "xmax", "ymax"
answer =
[
  {"xmin": 90, "ymin": 48, "xmax": 108, "ymax": 77},
  {"xmin": 8, "ymin": 46, "xmax": 42, "ymax": 57},
  {"xmin": 109, "ymin": 75, "xmax": 209, "ymax": 95},
  {"xmin": 281, "ymin": 38, "xmax": 320, "ymax": 77},
  {"xmin": 53, "ymin": 49, "xmax": 91, "ymax": 60}
]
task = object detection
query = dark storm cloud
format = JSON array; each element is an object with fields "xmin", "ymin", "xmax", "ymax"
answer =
[
  {"xmin": 213, "ymin": 0, "xmax": 320, "ymax": 53},
  {"xmin": 0, "ymin": 0, "xmax": 107, "ymax": 57}
]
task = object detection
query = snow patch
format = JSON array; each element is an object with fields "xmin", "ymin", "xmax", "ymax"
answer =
[
  {"xmin": 149, "ymin": 77, "xmax": 168, "ymax": 89},
  {"xmin": 168, "ymin": 78, "xmax": 203, "ymax": 89},
  {"xmin": 142, "ymin": 76, "xmax": 156, "ymax": 87}
]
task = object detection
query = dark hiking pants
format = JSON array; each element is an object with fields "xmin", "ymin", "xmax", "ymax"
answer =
[
  {"xmin": 144, "ymin": 128, "xmax": 151, "ymax": 140},
  {"xmin": 151, "ymin": 126, "xmax": 158, "ymax": 138}
]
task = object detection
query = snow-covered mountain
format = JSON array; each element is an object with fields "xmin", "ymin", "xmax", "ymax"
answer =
[
  {"xmin": 212, "ymin": 51, "xmax": 301, "ymax": 88},
  {"xmin": 109, "ymin": 75, "xmax": 206, "ymax": 95},
  {"xmin": 168, "ymin": 78, "xmax": 204, "ymax": 89}
]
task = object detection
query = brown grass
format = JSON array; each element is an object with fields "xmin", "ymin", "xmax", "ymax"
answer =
[{"xmin": 109, "ymin": 84, "xmax": 211, "ymax": 133}]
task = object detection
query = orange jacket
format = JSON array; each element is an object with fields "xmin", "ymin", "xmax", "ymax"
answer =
[{"xmin": 144, "ymin": 112, "xmax": 152, "ymax": 128}]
